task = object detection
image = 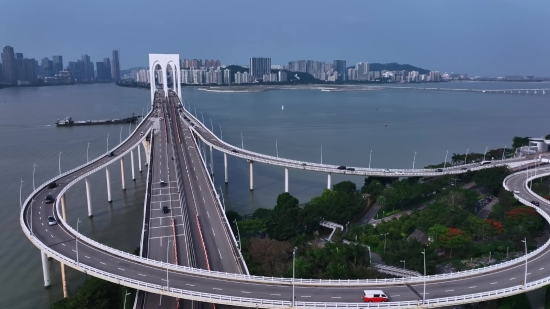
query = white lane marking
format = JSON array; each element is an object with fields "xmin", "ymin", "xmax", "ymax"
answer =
[
  {"xmin": 85, "ymin": 256, "xmax": 90, "ymax": 259},
  {"xmin": 118, "ymin": 268, "xmax": 125, "ymax": 271},
  {"xmin": 161, "ymin": 279, "xmax": 167, "ymax": 281},
  {"xmin": 61, "ymin": 243, "xmax": 65, "ymax": 246},
  {"xmin": 203, "ymin": 197, "xmax": 205, "ymax": 204},
  {"xmin": 218, "ymin": 248, "xmax": 223, "ymax": 260},
  {"xmin": 331, "ymin": 297, "xmax": 341, "ymax": 299},
  {"xmin": 509, "ymin": 278, "xmax": 515, "ymax": 280},
  {"xmin": 72, "ymin": 249, "xmax": 76, "ymax": 252},
  {"xmin": 528, "ymin": 273, "xmax": 531, "ymax": 275},
  {"xmin": 301, "ymin": 296, "xmax": 311, "ymax": 298},
  {"xmin": 392, "ymin": 295, "xmax": 400, "ymax": 297},
  {"xmin": 44, "ymin": 229, "xmax": 47, "ymax": 232},
  {"xmin": 207, "ymin": 211, "xmax": 210, "ymax": 218},
  {"xmin": 540, "ymin": 268, "xmax": 545, "ymax": 270},
  {"xmin": 445, "ymin": 290, "xmax": 454, "ymax": 292},
  {"xmin": 490, "ymin": 282, "xmax": 497, "ymax": 285},
  {"xmin": 42, "ymin": 223, "xmax": 43, "ymax": 225},
  {"xmin": 100, "ymin": 262, "xmax": 106, "ymax": 265},
  {"xmin": 241, "ymin": 291, "xmax": 251, "ymax": 294},
  {"xmin": 199, "ymin": 186, "xmax": 201, "ymax": 191},
  {"xmin": 51, "ymin": 235, "xmax": 54, "ymax": 238},
  {"xmin": 212, "ymin": 228, "xmax": 216, "ymax": 237},
  {"xmin": 186, "ymin": 284, "xmax": 195, "ymax": 286},
  {"xmin": 213, "ymin": 288, "xmax": 222, "ymax": 290},
  {"xmin": 138, "ymin": 274, "xmax": 146, "ymax": 276},
  {"xmin": 271, "ymin": 294, "xmax": 281, "ymax": 296},
  {"xmin": 469, "ymin": 286, "xmax": 477, "ymax": 289}
]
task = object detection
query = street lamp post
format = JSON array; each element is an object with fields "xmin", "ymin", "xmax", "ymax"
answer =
[
  {"xmin": 413, "ymin": 152, "xmax": 417, "ymax": 169},
  {"xmin": 465, "ymin": 148, "xmax": 469, "ymax": 165},
  {"xmin": 123, "ymin": 290, "xmax": 131, "ymax": 309},
  {"xmin": 502, "ymin": 145, "xmax": 507, "ymax": 160},
  {"xmin": 443, "ymin": 150, "xmax": 449, "ymax": 168},
  {"xmin": 234, "ymin": 219, "xmax": 241, "ymax": 252},
  {"xmin": 380, "ymin": 232, "xmax": 389, "ymax": 252},
  {"xmin": 33, "ymin": 163, "xmax": 37, "ymax": 191},
  {"xmin": 241, "ymin": 132, "xmax": 244, "ymax": 149},
  {"xmin": 321, "ymin": 145, "xmax": 323, "ymax": 164},
  {"xmin": 400, "ymin": 259, "xmax": 406, "ymax": 270},
  {"xmin": 76, "ymin": 218, "xmax": 81, "ymax": 266},
  {"xmin": 87, "ymin": 142, "xmax": 90, "ymax": 162},
  {"xmin": 276, "ymin": 140, "xmax": 279, "ymax": 158},
  {"xmin": 421, "ymin": 249, "xmax": 426, "ymax": 304},
  {"xmin": 119, "ymin": 126, "xmax": 122, "ymax": 143},
  {"xmin": 58, "ymin": 152, "xmax": 62, "ymax": 175},
  {"xmin": 19, "ymin": 179, "xmax": 24, "ymax": 209},
  {"xmin": 219, "ymin": 186, "xmax": 226, "ymax": 212},
  {"xmin": 201, "ymin": 112, "xmax": 205, "ymax": 125},
  {"xmin": 166, "ymin": 238, "xmax": 171, "ymax": 289},
  {"xmin": 369, "ymin": 150, "xmax": 372, "ymax": 169},
  {"xmin": 194, "ymin": 107, "xmax": 197, "ymax": 118},
  {"xmin": 219, "ymin": 125, "xmax": 223, "ymax": 140},
  {"xmin": 292, "ymin": 247, "xmax": 297, "ymax": 307},
  {"xmin": 483, "ymin": 146, "xmax": 488, "ymax": 161},
  {"xmin": 107, "ymin": 134, "xmax": 110, "ymax": 153},
  {"xmin": 210, "ymin": 118, "xmax": 214, "ymax": 132},
  {"xmin": 521, "ymin": 238, "xmax": 528, "ymax": 287}
]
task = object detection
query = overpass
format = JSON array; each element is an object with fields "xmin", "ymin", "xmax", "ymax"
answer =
[{"xmin": 19, "ymin": 53, "xmax": 550, "ymax": 308}]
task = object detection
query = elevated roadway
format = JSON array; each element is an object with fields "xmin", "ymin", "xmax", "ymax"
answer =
[{"xmin": 20, "ymin": 92, "xmax": 550, "ymax": 308}]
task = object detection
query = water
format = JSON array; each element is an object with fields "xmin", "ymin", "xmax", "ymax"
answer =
[{"xmin": 0, "ymin": 82, "xmax": 548, "ymax": 308}]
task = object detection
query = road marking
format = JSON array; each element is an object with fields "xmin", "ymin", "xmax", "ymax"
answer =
[
  {"xmin": 72, "ymin": 249, "xmax": 76, "ymax": 252},
  {"xmin": 541, "ymin": 268, "xmax": 545, "ymax": 270},
  {"xmin": 207, "ymin": 211, "xmax": 210, "ymax": 218},
  {"xmin": 44, "ymin": 229, "xmax": 47, "ymax": 232},
  {"xmin": 528, "ymin": 273, "xmax": 531, "ymax": 275},
  {"xmin": 85, "ymin": 256, "xmax": 90, "ymax": 259},
  {"xmin": 138, "ymin": 274, "xmax": 146, "ymax": 276},
  {"xmin": 218, "ymin": 248, "xmax": 223, "ymax": 259},
  {"xmin": 212, "ymin": 228, "xmax": 216, "ymax": 237},
  {"xmin": 510, "ymin": 278, "xmax": 515, "ymax": 280},
  {"xmin": 445, "ymin": 290, "xmax": 454, "ymax": 292},
  {"xmin": 161, "ymin": 279, "xmax": 167, "ymax": 281},
  {"xmin": 61, "ymin": 243, "xmax": 65, "ymax": 246},
  {"xmin": 331, "ymin": 297, "xmax": 341, "ymax": 299},
  {"xmin": 213, "ymin": 288, "xmax": 222, "ymax": 290},
  {"xmin": 392, "ymin": 295, "xmax": 400, "ymax": 297},
  {"xmin": 270, "ymin": 294, "xmax": 281, "ymax": 296},
  {"xmin": 301, "ymin": 296, "xmax": 311, "ymax": 298},
  {"xmin": 199, "ymin": 186, "xmax": 201, "ymax": 191},
  {"xmin": 186, "ymin": 284, "xmax": 195, "ymax": 286},
  {"xmin": 241, "ymin": 291, "xmax": 251, "ymax": 294},
  {"xmin": 490, "ymin": 282, "xmax": 497, "ymax": 284},
  {"xmin": 118, "ymin": 268, "xmax": 125, "ymax": 271},
  {"xmin": 203, "ymin": 197, "xmax": 205, "ymax": 204},
  {"xmin": 51, "ymin": 235, "xmax": 54, "ymax": 238},
  {"xmin": 41, "ymin": 223, "xmax": 43, "ymax": 226}
]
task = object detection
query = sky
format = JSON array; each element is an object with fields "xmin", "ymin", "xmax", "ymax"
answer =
[{"xmin": 1, "ymin": 0, "xmax": 549, "ymax": 77}]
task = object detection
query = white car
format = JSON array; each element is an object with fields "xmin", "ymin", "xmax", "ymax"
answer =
[
  {"xmin": 47, "ymin": 216, "xmax": 57, "ymax": 226},
  {"xmin": 513, "ymin": 190, "xmax": 520, "ymax": 194}
]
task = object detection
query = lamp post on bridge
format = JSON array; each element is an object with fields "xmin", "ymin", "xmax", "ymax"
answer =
[
  {"xmin": 240, "ymin": 132, "xmax": 244, "ymax": 150},
  {"xmin": 219, "ymin": 125, "xmax": 223, "ymax": 140},
  {"xmin": 502, "ymin": 145, "xmax": 507, "ymax": 160},
  {"xmin": 234, "ymin": 219, "xmax": 241, "ymax": 252},
  {"xmin": 76, "ymin": 218, "xmax": 81, "ymax": 267},
  {"xmin": 400, "ymin": 259, "xmax": 406, "ymax": 270},
  {"xmin": 19, "ymin": 179, "xmax": 24, "ymax": 209},
  {"xmin": 413, "ymin": 152, "xmax": 417, "ymax": 169},
  {"xmin": 421, "ymin": 249, "xmax": 426, "ymax": 304},
  {"xmin": 380, "ymin": 232, "xmax": 389, "ymax": 252},
  {"xmin": 58, "ymin": 152, "xmax": 62, "ymax": 175},
  {"xmin": 123, "ymin": 290, "xmax": 131, "ymax": 309},
  {"xmin": 292, "ymin": 247, "xmax": 297, "ymax": 307},
  {"xmin": 33, "ymin": 163, "xmax": 37, "ymax": 191},
  {"xmin": 106, "ymin": 134, "xmax": 110, "ymax": 153},
  {"xmin": 369, "ymin": 150, "xmax": 372, "ymax": 169},
  {"xmin": 465, "ymin": 148, "xmax": 469, "ymax": 165},
  {"xmin": 201, "ymin": 112, "xmax": 205, "ymax": 125},
  {"xmin": 166, "ymin": 238, "xmax": 171, "ymax": 290},
  {"xmin": 521, "ymin": 237, "xmax": 528, "ymax": 288},
  {"xmin": 443, "ymin": 150, "xmax": 448, "ymax": 169},
  {"xmin": 219, "ymin": 186, "xmax": 226, "ymax": 212},
  {"xmin": 483, "ymin": 146, "xmax": 488, "ymax": 161},
  {"xmin": 276, "ymin": 139, "xmax": 279, "ymax": 158},
  {"xmin": 321, "ymin": 145, "xmax": 323, "ymax": 164},
  {"xmin": 210, "ymin": 119, "xmax": 214, "ymax": 132},
  {"xmin": 194, "ymin": 107, "xmax": 197, "ymax": 118},
  {"xmin": 119, "ymin": 126, "xmax": 122, "ymax": 143}
]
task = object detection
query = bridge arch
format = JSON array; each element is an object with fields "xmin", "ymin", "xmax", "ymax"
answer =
[{"xmin": 148, "ymin": 54, "xmax": 182, "ymax": 105}]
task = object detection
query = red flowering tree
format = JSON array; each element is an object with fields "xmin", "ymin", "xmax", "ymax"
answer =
[
  {"xmin": 439, "ymin": 228, "xmax": 471, "ymax": 258},
  {"xmin": 504, "ymin": 207, "xmax": 543, "ymax": 240},
  {"xmin": 486, "ymin": 219, "xmax": 504, "ymax": 234}
]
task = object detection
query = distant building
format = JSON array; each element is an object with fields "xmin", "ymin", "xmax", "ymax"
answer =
[
  {"xmin": 52, "ymin": 56, "xmax": 63, "ymax": 75},
  {"xmin": 112, "ymin": 50, "xmax": 121, "ymax": 81},
  {"xmin": 81, "ymin": 55, "xmax": 94, "ymax": 82},
  {"xmin": 223, "ymin": 69, "xmax": 231, "ymax": 85},
  {"xmin": 41, "ymin": 58, "xmax": 53, "ymax": 77},
  {"xmin": 356, "ymin": 62, "xmax": 370, "ymax": 80},
  {"xmin": 1, "ymin": 46, "xmax": 16, "ymax": 84},
  {"xmin": 333, "ymin": 60, "xmax": 346, "ymax": 81},
  {"xmin": 103, "ymin": 58, "xmax": 112, "ymax": 80},
  {"xmin": 278, "ymin": 70, "xmax": 287, "ymax": 82},
  {"xmin": 249, "ymin": 57, "xmax": 271, "ymax": 79},
  {"xmin": 96, "ymin": 62, "xmax": 108, "ymax": 81}
]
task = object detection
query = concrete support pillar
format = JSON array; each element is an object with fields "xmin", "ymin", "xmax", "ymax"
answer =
[
  {"xmin": 41, "ymin": 251, "xmax": 51, "ymax": 288},
  {"xmin": 130, "ymin": 149, "xmax": 136, "ymax": 180},
  {"xmin": 106, "ymin": 167, "xmax": 112, "ymax": 202},
  {"xmin": 285, "ymin": 168, "xmax": 289, "ymax": 193},
  {"xmin": 137, "ymin": 145, "xmax": 142, "ymax": 172},
  {"xmin": 61, "ymin": 195, "xmax": 67, "ymax": 221},
  {"xmin": 120, "ymin": 158, "xmax": 126, "ymax": 190},
  {"xmin": 142, "ymin": 139, "xmax": 151, "ymax": 166},
  {"xmin": 224, "ymin": 153, "xmax": 228, "ymax": 184},
  {"xmin": 249, "ymin": 160, "xmax": 254, "ymax": 191},
  {"xmin": 210, "ymin": 145, "xmax": 214, "ymax": 177},
  {"xmin": 327, "ymin": 173, "xmax": 332, "ymax": 190},
  {"xmin": 85, "ymin": 177, "xmax": 92, "ymax": 217}
]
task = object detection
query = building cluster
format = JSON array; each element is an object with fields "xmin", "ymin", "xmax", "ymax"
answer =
[{"xmin": 0, "ymin": 45, "xmax": 121, "ymax": 86}]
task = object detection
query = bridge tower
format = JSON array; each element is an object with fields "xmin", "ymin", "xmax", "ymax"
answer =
[{"xmin": 148, "ymin": 54, "xmax": 182, "ymax": 105}]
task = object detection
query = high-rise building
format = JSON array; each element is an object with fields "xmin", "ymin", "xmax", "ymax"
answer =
[
  {"xmin": 41, "ymin": 58, "xmax": 53, "ymax": 77},
  {"xmin": 15, "ymin": 53, "xmax": 23, "ymax": 59},
  {"xmin": 112, "ymin": 50, "xmax": 121, "ymax": 81},
  {"xmin": 1, "ymin": 46, "xmax": 16, "ymax": 85},
  {"xmin": 96, "ymin": 62, "xmax": 109, "ymax": 81},
  {"xmin": 52, "ymin": 56, "xmax": 63, "ymax": 75},
  {"xmin": 333, "ymin": 60, "xmax": 346, "ymax": 82},
  {"xmin": 81, "ymin": 55, "xmax": 94, "ymax": 81},
  {"xmin": 223, "ymin": 69, "xmax": 231, "ymax": 85},
  {"xmin": 356, "ymin": 62, "xmax": 370, "ymax": 80},
  {"xmin": 0, "ymin": 63, "xmax": 3, "ymax": 82},
  {"xmin": 249, "ymin": 57, "xmax": 271, "ymax": 79},
  {"xmin": 103, "ymin": 58, "xmax": 112, "ymax": 81}
]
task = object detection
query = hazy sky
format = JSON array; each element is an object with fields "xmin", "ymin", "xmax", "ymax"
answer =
[{"xmin": 1, "ymin": 0, "xmax": 549, "ymax": 76}]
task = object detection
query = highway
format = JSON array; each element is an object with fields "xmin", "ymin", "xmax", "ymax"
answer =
[{"xmin": 20, "ymin": 90, "xmax": 550, "ymax": 308}]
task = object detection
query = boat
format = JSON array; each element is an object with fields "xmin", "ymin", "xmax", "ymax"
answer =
[
  {"xmin": 282, "ymin": 105, "xmax": 284, "ymax": 110},
  {"xmin": 56, "ymin": 113, "xmax": 141, "ymax": 127}
]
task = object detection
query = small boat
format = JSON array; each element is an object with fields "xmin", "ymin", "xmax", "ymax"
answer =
[
  {"xmin": 282, "ymin": 105, "xmax": 284, "ymax": 110},
  {"xmin": 384, "ymin": 124, "xmax": 387, "ymax": 127}
]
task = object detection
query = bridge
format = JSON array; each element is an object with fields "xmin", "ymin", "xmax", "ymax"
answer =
[
  {"xmin": 19, "ymin": 54, "xmax": 550, "ymax": 308},
  {"xmin": 318, "ymin": 86, "xmax": 549, "ymax": 95}
]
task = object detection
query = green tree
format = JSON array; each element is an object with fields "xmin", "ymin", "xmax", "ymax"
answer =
[
  {"xmin": 333, "ymin": 180, "xmax": 357, "ymax": 194},
  {"xmin": 473, "ymin": 166, "xmax": 510, "ymax": 195},
  {"xmin": 267, "ymin": 193, "xmax": 301, "ymax": 240},
  {"xmin": 51, "ymin": 278, "xmax": 122, "ymax": 309},
  {"xmin": 512, "ymin": 136, "xmax": 530, "ymax": 149}
]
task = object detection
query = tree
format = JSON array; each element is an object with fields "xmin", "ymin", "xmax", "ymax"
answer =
[
  {"xmin": 439, "ymin": 228, "xmax": 471, "ymax": 258},
  {"xmin": 51, "ymin": 277, "xmax": 122, "ymax": 309},
  {"xmin": 247, "ymin": 238, "xmax": 292, "ymax": 276},
  {"xmin": 333, "ymin": 181, "xmax": 356, "ymax": 194},
  {"xmin": 267, "ymin": 193, "xmax": 301, "ymax": 240},
  {"xmin": 473, "ymin": 166, "xmax": 510, "ymax": 195}
]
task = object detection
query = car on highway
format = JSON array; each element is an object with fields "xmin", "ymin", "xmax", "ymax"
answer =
[
  {"xmin": 337, "ymin": 166, "xmax": 346, "ymax": 170},
  {"xmin": 383, "ymin": 169, "xmax": 391, "ymax": 173},
  {"xmin": 231, "ymin": 149, "xmax": 238, "ymax": 153},
  {"xmin": 107, "ymin": 151, "xmax": 115, "ymax": 157},
  {"xmin": 140, "ymin": 132, "xmax": 144, "ymax": 136},
  {"xmin": 532, "ymin": 200, "xmax": 540, "ymax": 206},
  {"xmin": 436, "ymin": 168, "xmax": 443, "ymax": 172},
  {"xmin": 301, "ymin": 163, "xmax": 307, "ymax": 167},
  {"xmin": 47, "ymin": 182, "xmax": 57, "ymax": 189},
  {"xmin": 162, "ymin": 206, "xmax": 170, "ymax": 214},
  {"xmin": 346, "ymin": 167, "xmax": 355, "ymax": 171},
  {"xmin": 362, "ymin": 290, "xmax": 388, "ymax": 303},
  {"xmin": 160, "ymin": 180, "xmax": 167, "ymax": 187},
  {"xmin": 513, "ymin": 190, "xmax": 520, "ymax": 194},
  {"xmin": 47, "ymin": 216, "xmax": 57, "ymax": 226},
  {"xmin": 461, "ymin": 167, "xmax": 468, "ymax": 170},
  {"xmin": 45, "ymin": 193, "xmax": 55, "ymax": 204}
]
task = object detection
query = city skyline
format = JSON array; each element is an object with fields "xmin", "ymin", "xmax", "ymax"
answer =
[{"xmin": 0, "ymin": 0, "xmax": 549, "ymax": 77}]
